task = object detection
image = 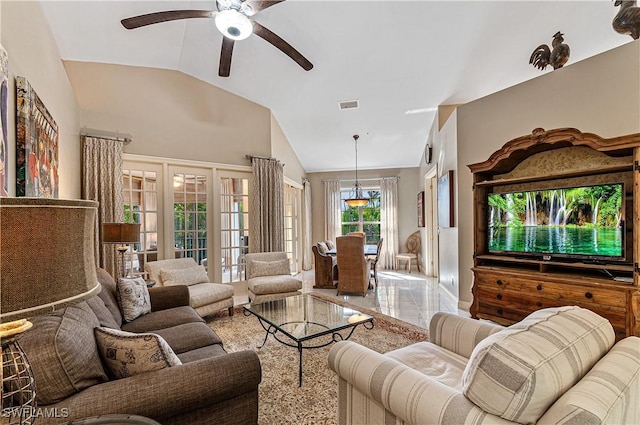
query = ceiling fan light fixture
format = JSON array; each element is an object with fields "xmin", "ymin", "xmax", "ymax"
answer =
[{"xmin": 215, "ymin": 9, "xmax": 253, "ymax": 41}]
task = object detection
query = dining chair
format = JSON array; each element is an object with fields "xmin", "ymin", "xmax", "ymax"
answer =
[
  {"xmin": 368, "ymin": 238, "xmax": 384, "ymax": 289},
  {"xmin": 336, "ymin": 235, "xmax": 370, "ymax": 296},
  {"xmin": 396, "ymin": 232, "xmax": 421, "ymax": 273}
]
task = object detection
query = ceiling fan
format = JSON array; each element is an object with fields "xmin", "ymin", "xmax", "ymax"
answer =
[{"xmin": 121, "ymin": 0, "xmax": 313, "ymax": 77}]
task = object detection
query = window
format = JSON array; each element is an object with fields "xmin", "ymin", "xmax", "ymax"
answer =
[
  {"xmin": 341, "ymin": 188, "xmax": 381, "ymax": 243},
  {"xmin": 172, "ymin": 172, "xmax": 208, "ymax": 265},
  {"xmin": 284, "ymin": 184, "xmax": 301, "ymax": 273}
]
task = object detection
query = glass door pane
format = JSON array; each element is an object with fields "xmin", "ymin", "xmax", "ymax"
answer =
[
  {"xmin": 284, "ymin": 184, "xmax": 301, "ymax": 273},
  {"xmin": 172, "ymin": 171, "xmax": 208, "ymax": 266},
  {"xmin": 122, "ymin": 164, "xmax": 162, "ymax": 275},
  {"xmin": 220, "ymin": 176, "xmax": 249, "ymax": 283}
]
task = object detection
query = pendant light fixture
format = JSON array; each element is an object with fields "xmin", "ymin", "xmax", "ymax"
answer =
[{"xmin": 345, "ymin": 134, "xmax": 369, "ymax": 208}]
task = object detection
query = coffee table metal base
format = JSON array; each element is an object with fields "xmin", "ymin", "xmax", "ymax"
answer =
[{"xmin": 244, "ymin": 310, "xmax": 374, "ymax": 386}]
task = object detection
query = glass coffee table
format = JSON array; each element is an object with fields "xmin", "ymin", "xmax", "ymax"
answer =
[{"xmin": 243, "ymin": 294, "xmax": 374, "ymax": 386}]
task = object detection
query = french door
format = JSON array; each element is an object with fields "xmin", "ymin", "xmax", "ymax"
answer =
[{"xmin": 219, "ymin": 172, "xmax": 251, "ymax": 283}]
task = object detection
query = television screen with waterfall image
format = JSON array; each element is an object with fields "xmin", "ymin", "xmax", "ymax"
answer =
[{"xmin": 487, "ymin": 183, "xmax": 624, "ymax": 262}]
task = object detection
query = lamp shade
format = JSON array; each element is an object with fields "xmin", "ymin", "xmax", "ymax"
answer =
[
  {"xmin": 0, "ymin": 198, "xmax": 102, "ymax": 322},
  {"xmin": 102, "ymin": 222, "xmax": 140, "ymax": 243}
]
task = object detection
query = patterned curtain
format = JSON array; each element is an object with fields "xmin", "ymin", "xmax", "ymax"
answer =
[
  {"xmin": 324, "ymin": 179, "xmax": 341, "ymax": 241},
  {"xmin": 250, "ymin": 157, "xmax": 284, "ymax": 253},
  {"xmin": 301, "ymin": 178, "xmax": 312, "ymax": 270},
  {"xmin": 82, "ymin": 136, "xmax": 124, "ymax": 278},
  {"xmin": 380, "ymin": 177, "xmax": 399, "ymax": 269}
]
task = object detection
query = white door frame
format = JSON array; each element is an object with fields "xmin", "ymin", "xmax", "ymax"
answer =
[{"xmin": 424, "ymin": 167, "xmax": 439, "ymax": 277}]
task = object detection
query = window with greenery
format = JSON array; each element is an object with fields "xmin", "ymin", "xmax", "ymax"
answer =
[{"xmin": 341, "ymin": 189, "xmax": 381, "ymax": 243}]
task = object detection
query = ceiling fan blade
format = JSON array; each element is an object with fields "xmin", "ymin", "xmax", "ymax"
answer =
[
  {"xmin": 121, "ymin": 10, "xmax": 215, "ymax": 30},
  {"xmin": 252, "ymin": 22, "xmax": 313, "ymax": 71},
  {"xmin": 243, "ymin": 1, "xmax": 285, "ymax": 14},
  {"xmin": 219, "ymin": 37, "xmax": 235, "ymax": 77}
]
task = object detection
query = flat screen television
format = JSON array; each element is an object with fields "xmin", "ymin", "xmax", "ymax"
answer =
[{"xmin": 487, "ymin": 183, "xmax": 625, "ymax": 263}]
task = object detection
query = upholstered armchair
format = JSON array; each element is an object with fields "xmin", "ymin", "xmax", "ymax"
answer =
[
  {"xmin": 329, "ymin": 306, "xmax": 640, "ymax": 425},
  {"xmin": 336, "ymin": 235, "xmax": 370, "ymax": 296},
  {"xmin": 312, "ymin": 244, "xmax": 336, "ymax": 289},
  {"xmin": 244, "ymin": 252, "xmax": 302, "ymax": 303}
]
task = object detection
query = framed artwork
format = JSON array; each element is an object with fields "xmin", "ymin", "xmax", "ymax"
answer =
[
  {"xmin": 417, "ymin": 191, "xmax": 425, "ymax": 227},
  {"xmin": 437, "ymin": 170, "xmax": 454, "ymax": 227},
  {"xmin": 16, "ymin": 76, "xmax": 59, "ymax": 198},
  {"xmin": 0, "ymin": 44, "xmax": 7, "ymax": 197}
]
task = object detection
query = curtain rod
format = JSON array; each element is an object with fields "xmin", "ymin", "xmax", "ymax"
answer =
[
  {"xmin": 245, "ymin": 154, "xmax": 285, "ymax": 167},
  {"xmin": 81, "ymin": 128, "xmax": 132, "ymax": 144},
  {"xmin": 322, "ymin": 177, "xmax": 399, "ymax": 183}
]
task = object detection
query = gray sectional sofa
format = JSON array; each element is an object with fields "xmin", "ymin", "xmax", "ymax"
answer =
[{"xmin": 18, "ymin": 268, "xmax": 261, "ymax": 425}]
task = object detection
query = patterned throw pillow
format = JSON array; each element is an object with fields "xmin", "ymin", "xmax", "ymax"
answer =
[
  {"xmin": 462, "ymin": 306, "xmax": 615, "ymax": 424},
  {"xmin": 160, "ymin": 265, "xmax": 209, "ymax": 286},
  {"xmin": 94, "ymin": 327, "xmax": 182, "ymax": 379},
  {"xmin": 250, "ymin": 259, "xmax": 291, "ymax": 278},
  {"xmin": 116, "ymin": 277, "xmax": 151, "ymax": 322},
  {"xmin": 324, "ymin": 240, "xmax": 336, "ymax": 250}
]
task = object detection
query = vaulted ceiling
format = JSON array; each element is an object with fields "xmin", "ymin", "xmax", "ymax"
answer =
[{"xmin": 40, "ymin": 1, "xmax": 632, "ymax": 172}]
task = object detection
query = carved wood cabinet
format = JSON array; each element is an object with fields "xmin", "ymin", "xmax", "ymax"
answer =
[{"xmin": 467, "ymin": 128, "xmax": 640, "ymax": 341}]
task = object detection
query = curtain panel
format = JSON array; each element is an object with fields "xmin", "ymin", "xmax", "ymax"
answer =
[
  {"xmin": 302, "ymin": 179, "xmax": 312, "ymax": 270},
  {"xmin": 380, "ymin": 177, "xmax": 399, "ymax": 269},
  {"xmin": 250, "ymin": 157, "xmax": 285, "ymax": 253},
  {"xmin": 81, "ymin": 136, "xmax": 124, "ymax": 278},
  {"xmin": 323, "ymin": 179, "xmax": 341, "ymax": 241}
]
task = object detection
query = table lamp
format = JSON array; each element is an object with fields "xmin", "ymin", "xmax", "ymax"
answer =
[
  {"xmin": 1, "ymin": 198, "xmax": 102, "ymax": 424},
  {"xmin": 101, "ymin": 222, "xmax": 140, "ymax": 278}
]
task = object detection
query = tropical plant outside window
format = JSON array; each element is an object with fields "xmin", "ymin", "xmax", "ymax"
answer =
[
  {"xmin": 173, "ymin": 173, "xmax": 208, "ymax": 265},
  {"xmin": 341, "ymin": 189, "xmax": 381, "ymax": 243}
]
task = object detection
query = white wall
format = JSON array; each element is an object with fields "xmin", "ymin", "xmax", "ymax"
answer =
[
  {"xmin": 456, "ymin": 40, "xmax": 640, "ymax": 305},
  {"xmin": 1, "ymin": 1, "xmax": 81, "ymax": 198}
]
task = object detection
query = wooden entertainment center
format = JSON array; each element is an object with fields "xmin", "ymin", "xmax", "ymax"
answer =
[{"xmin": 468, "ymin": 128, "xmax": 640, "ymax": 341}]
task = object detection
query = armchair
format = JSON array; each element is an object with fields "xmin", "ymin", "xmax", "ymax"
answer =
[
  {"xmin": 336, "ymin": 235, "xmax": 370, "ymax": 296},
  {"xmin": 329, "ymin": 306, "xmax": 640, "ymax": 425},
  {"xmin": 244, "ymin": 252, "xmax": 302, "ymax": 303}
]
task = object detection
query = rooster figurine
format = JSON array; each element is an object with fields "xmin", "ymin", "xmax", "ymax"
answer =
[
  {"xmin": 529, "ymin": 32, "xmax": 570, "ymax": 71},
  {"xmin": 613, "ymin": 0, "xmax": 640, "ymax": 39}
]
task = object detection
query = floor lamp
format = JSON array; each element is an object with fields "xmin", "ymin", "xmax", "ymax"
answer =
[
  {"xmin": 0, "ymin": 198, "xmax": 102, "ymax": 424},
  {"xmin": 101, "ymin": 222, "xmax": 141, "ymax": 278}
]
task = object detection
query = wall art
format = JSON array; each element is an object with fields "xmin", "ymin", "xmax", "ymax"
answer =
[{"xmin": 16, "ymin": 76, "xmax": 59, "ymax": 198}]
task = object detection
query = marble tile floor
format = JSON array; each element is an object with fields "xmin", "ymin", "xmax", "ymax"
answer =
[{"xmin": 231, "ymin": 268, "xmax": 467, "ymax": 330}]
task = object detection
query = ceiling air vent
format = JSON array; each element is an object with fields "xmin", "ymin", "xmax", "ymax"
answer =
[{"xmin": 338, "ymin": 99, "xmax": 359, "ymax": 110}]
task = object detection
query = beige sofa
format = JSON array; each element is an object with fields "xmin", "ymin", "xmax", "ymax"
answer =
[
  {"xmin": 19, "ymin": 269, "xmax": 261, "ymax": 425},
  {"xmin": 145, "ymin": 257, "xmax": 234, "ymax": 317},
  {"xmin": 244, "ymin": 252, "xmax": 302, "ymax": 303},
  {"xmin": 329, "ymin": 306, "xmax": 640, "ymax": 425}
]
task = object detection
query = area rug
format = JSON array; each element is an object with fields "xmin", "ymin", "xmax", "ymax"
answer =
[{"xmin": 207, "ymin": 298, "xmax": 428, "ymax": 425}]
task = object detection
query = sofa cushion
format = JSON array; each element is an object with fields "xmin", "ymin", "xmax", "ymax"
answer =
[
  {"xmin": 117, "ymin": 276, "xmax": 151, "ymax": 322},
  {"xmin": 94, "ymin": 327, "xmax": 182, "ymax": 379},
  {"xmin": 177, "ymin": 344, "xmax": 228, "ymax": 363},
  {"xmin": 248, "ymin": 275, "xmax": 302, "ymax": 295},
  {"xmin": 386, "ymin": 341, "xmax": 467, "ymax": 390},
  {"xmin": 188, "ymin": 283, "xmax": 234, "ymax": 308},
  {"xmin": 462, "ymin": 306, "xmax": 615, "ymax": 424},
  {"xmin": 250, "ymin": 259, "xmax": 290, "ymax": 278},
  {"xmin": 86, "ymin": 296, "xmax": 120, "ymax": 329},
  {"xmin": 121, "ymin": 306, "xmax": 204, "ymax": 333},
  {"xmin": 96, "ymin": 267, "xmax": 123, "ymax": 326},
  {"xmin": 152, "ymin": 322, "xmax": 223, "ymax": 354},
  {"xmin": 18, "ymin": 302, "xmax": 108, "ymax": 405},
  {"xmin": 160, "ymin": 265, "xmax": 209, "ymax": 286}
]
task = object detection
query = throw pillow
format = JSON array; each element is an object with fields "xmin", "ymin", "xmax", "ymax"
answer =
[
  {"xmin": 462, "ymin": 306, "xmax": 615, "ymax": 424},
  {"xmin": 250, "ymin": 259, "xmax": 291, "ymax": 278},
  {"xmin": 116, "ymin": 276, "xmax": 151, "ymax": 322},
  {"xmin": 317, "ymin": 242, "xmax": 328, "ymax": 255},
  {"xmin": 94, "ymin": 327, "xmax": 182, "ymax": 379},
  {"xmin": 324, "ymin": 240, "xmax": 336, "ymax": 250},
  {"xmin": 160, "ymin": 265, "xmax": 209, "ymax": 286}
]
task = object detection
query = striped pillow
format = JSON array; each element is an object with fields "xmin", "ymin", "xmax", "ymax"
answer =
[{"xmin": 462, "ymin": 306, "xmax": 615, "ymax": 424}]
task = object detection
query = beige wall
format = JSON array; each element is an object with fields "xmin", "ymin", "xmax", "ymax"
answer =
[
  {"xmin": 270, "ymin": 113, "xmax": 306, "ymax": 183},
  {"xmin": 456, "ymin": 40, "xmax": 640, "ymax": 305},
  {"xmin": 307, "ymin": 167, "xmax": 420, "ymax": 254},
  {"xmin": 1, "ymin": 1, "xmax": 82, "ymax": 198}
]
